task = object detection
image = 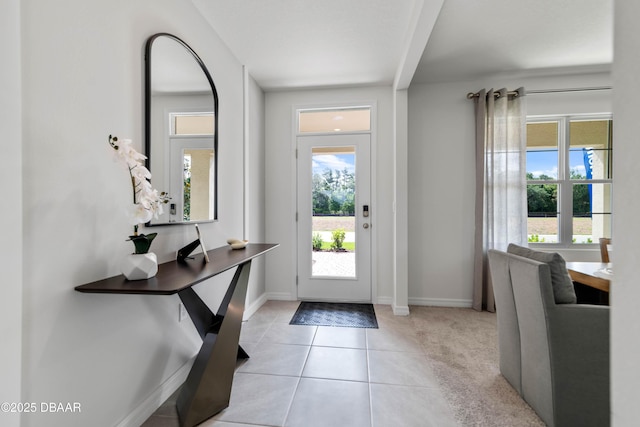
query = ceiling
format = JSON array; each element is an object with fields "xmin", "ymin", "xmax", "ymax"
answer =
[
  {"xmin": 192, "ymin": 0, "xmax": 613, "ymax": 91},
  {"xmin": 413, "ymin": 0, "xmax": 613, "ymax": 84}
]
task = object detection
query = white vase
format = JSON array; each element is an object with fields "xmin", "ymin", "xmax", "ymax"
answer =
[{"xmin": 121, "ymin": 252, "xmax": 158, "ymax": 280}]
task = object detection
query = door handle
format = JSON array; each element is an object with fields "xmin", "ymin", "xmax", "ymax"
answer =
[{"xmin": 363, "ymin": 223, "xmax": 370, "ymax": 229}]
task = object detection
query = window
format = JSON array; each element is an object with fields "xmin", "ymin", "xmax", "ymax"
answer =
[
  {"xmin": 170, "ymin": 112, "xmax": 215, "ymax": 136},
  {"xmin": 526, "ymin": 116, "xmax": 612, "ymax": 245},
  {"xmin": 298, "ymin": 107, "xmax": 370, "ymax": 133}
]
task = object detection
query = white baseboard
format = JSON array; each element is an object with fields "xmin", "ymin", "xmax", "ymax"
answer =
[
  {"xmin": 408, "ymin": 297, "xmax": 473, "ymax": 308},
  {"xmin": 266, "ymin": 292, "xmax": 296, "ymax": 301},
  {"xmin": 392, "ymin": 304, "xmax": 410, "ymax": 316},
  {"xmin": 259, "ymin": 295, "xmax": 471, "ymax": 309},
  {"xmin": 116, "ymin": 355, "xmax": 196, "ymax": 427},
  {"xmin": 374, "ymin": 297, "xmax": 409, "ymax": 316},
  {"xmin": 375, "ymin": 296, "xmax": 393, "ymax": 305},
  {"xmin": 340, "ymin": 296, "xmax": 472, "ymax": 309},
  {"xmin": 244, "ymin": 293, "xmax": 268, "ymax": 320}
]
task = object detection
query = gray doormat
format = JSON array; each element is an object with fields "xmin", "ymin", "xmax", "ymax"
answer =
[{"xmin": 290, "ymin": 302, "xmax": 378, "ymax": 328}]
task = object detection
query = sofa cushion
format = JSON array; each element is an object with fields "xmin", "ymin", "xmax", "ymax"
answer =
[{"xmin": 507, "ymin": 243, "xmax": 577, "ymax": 304}]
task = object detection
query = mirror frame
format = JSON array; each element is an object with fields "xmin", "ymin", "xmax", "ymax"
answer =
[{"xmin": 144, "ymin": 32, "xmax": 219, "ymax": 225}]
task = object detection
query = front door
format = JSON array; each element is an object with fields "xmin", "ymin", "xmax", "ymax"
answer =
[{"xmin": 296, "ymin": 133, "xmax": 371, "ymax": 301}]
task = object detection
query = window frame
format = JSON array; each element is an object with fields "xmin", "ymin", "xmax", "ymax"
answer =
[
  {"xmin": 169, "ymin": 111, "xmax": 215, "ymax": 137},
  {"xmin": 527, "ymin": 113, "xmax": 613, "ymax": 248},
  {"xmin": 297, "ymin": 106, "xmax": 371, "ymax": 134}
]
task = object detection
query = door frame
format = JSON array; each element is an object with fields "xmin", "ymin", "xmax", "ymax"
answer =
[{"xmin": 292, "ymin": 101, "xmax": 378, "ymax": 302}]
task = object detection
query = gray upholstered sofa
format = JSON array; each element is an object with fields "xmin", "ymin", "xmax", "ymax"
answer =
[{"xmin": 488, "ymin": 245, "xmax": 610, "ymax": 427}]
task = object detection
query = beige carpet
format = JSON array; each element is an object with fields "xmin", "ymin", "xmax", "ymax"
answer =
[{"xmin": 376, "ymin": 305, "xmax": 544, "ymax": 427}]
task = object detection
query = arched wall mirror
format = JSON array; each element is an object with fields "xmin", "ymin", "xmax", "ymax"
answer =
[{"xmin": 145, "ymin": 33, "xmax": 218, "ymax": 225}]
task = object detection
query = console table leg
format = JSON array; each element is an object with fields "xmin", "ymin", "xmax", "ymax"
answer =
[
  {"xmin": 179, "ymin": 277, "xmax": 252, "ymax": 361},
  {"xmin": 178, "ymin": 288, "xmax": 215, "ymax": 340},
  {"xmin": 237, "ymin": 345, "xmax": 250, "ymax": 360},
  {"xmin": 176, "ymin": 261, "xmax": 252, "ymax": 427}
]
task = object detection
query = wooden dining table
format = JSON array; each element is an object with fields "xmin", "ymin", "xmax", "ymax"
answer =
[{"xmin": 566, "ymin": 261, "xmax": 612, "ymax": 293}]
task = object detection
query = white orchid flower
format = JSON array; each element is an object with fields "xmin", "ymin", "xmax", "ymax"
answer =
[
  {"xmin": 125, "ymin": 150, "xmax": 147, "ymax": 169},
  {"xmin": 130, "ymin": 164, "xmax": 152, "ymax": 181},
  {"xmin": 109, "ymin": 135, "xmax": 168, "ymax": 236},
  {"xmin": 110, "ymin": 136, "xmax": 146, "ymax": 166},
  {"xmin": 136, "ymin": 180, "xmax": 155, "ymax": 201},
  {"xmin": 127, "ymin": 203, "xmax": 153, "ymax": 225},
  {"xmin": 141, "ymin": 191, "xmax": 165, "ymax": 219},
  {"xmin": 144, "ymin": 189, "xmax": 165, "ymax": 218},
  {"xmin": 111, "ymin": 137, "xmax": 133, "ymax": 162}
]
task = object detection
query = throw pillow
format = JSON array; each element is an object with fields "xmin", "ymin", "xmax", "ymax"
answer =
[{"xmin": 507, "ymin": 243, "xmax": 577, "ymax": 304}]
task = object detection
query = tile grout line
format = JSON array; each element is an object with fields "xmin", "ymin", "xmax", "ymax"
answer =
[
  {"xmin": 281, "ymin": 376, "xmax": 302, "ymax": 427},
  {"xmin": 300, "ymin": 326, "xmax": 318, "ymax": 376},
  {"xmin": 281, "ymin": 325, "xmax": 318, "ymax": 427},
  {"xmin": 366, "ymin": 327, "xmax": 374, "ymax": 427}
]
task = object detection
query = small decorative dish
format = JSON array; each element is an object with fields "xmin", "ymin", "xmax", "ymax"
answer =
[{"xmin": 227, "ymin": 238, "xmax": 249, "ymax": 250}]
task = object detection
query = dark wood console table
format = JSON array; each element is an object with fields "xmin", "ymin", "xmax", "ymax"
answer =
[{"xmin": 75, "ymin": 243, "xmax": 278, "ymax": 427}]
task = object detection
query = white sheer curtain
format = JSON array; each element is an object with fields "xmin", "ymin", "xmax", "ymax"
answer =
[{"xmin": 472, "ymin": 88, "xmax": 527, "ymax": 312}]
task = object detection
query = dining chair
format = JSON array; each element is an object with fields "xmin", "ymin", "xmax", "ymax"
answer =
[
  {"xmin": 508, "ymin": 252, "xmax": 610, "ymax": 427},
  {"xmin": 487, "ymin": 250, "xmax": 522, "ymax": 395},
  {"xmin": 599, "ymin": 238, "xmax": 612, "ymax": 263}
]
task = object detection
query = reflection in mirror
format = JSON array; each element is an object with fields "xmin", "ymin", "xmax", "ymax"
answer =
[{"xmin": 145, "ymin": 33, "xmax": 218, "ymax": 225}]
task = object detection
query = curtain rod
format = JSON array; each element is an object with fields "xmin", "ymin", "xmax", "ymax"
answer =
[{"xmin": 466, "ymin": 86, "xmax": 612, "ymax": 100}]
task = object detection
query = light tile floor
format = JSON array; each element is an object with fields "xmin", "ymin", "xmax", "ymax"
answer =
[{"xmin": 142, "ymin": 300, "xmax": 457, "ymax": 427}]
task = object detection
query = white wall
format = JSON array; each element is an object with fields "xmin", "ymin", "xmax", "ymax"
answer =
[
  {"xmin": 407, "ymin": 71, "xmax": 612, "ymax": 307},
  {"xmin": 244, "ymin": 73, "xmax": 267, "ymax": 313},
  {"xmin": 612, "ymin": 0, "xmax": 640, "ymax": 423},
  {"xmin": 18, "ymin": 0, "xmax": 252, "ymax": 426},
  {"xmin": 0, "ymin": 0, "xmax": 22, "ymax": 426},
  {"xmin": 393, "ymin": 89, "xmax": 410, "ymax": 313},
  {"xmin": 264, "ymin": 86, "xmax": 395, "ymax": 302}
]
